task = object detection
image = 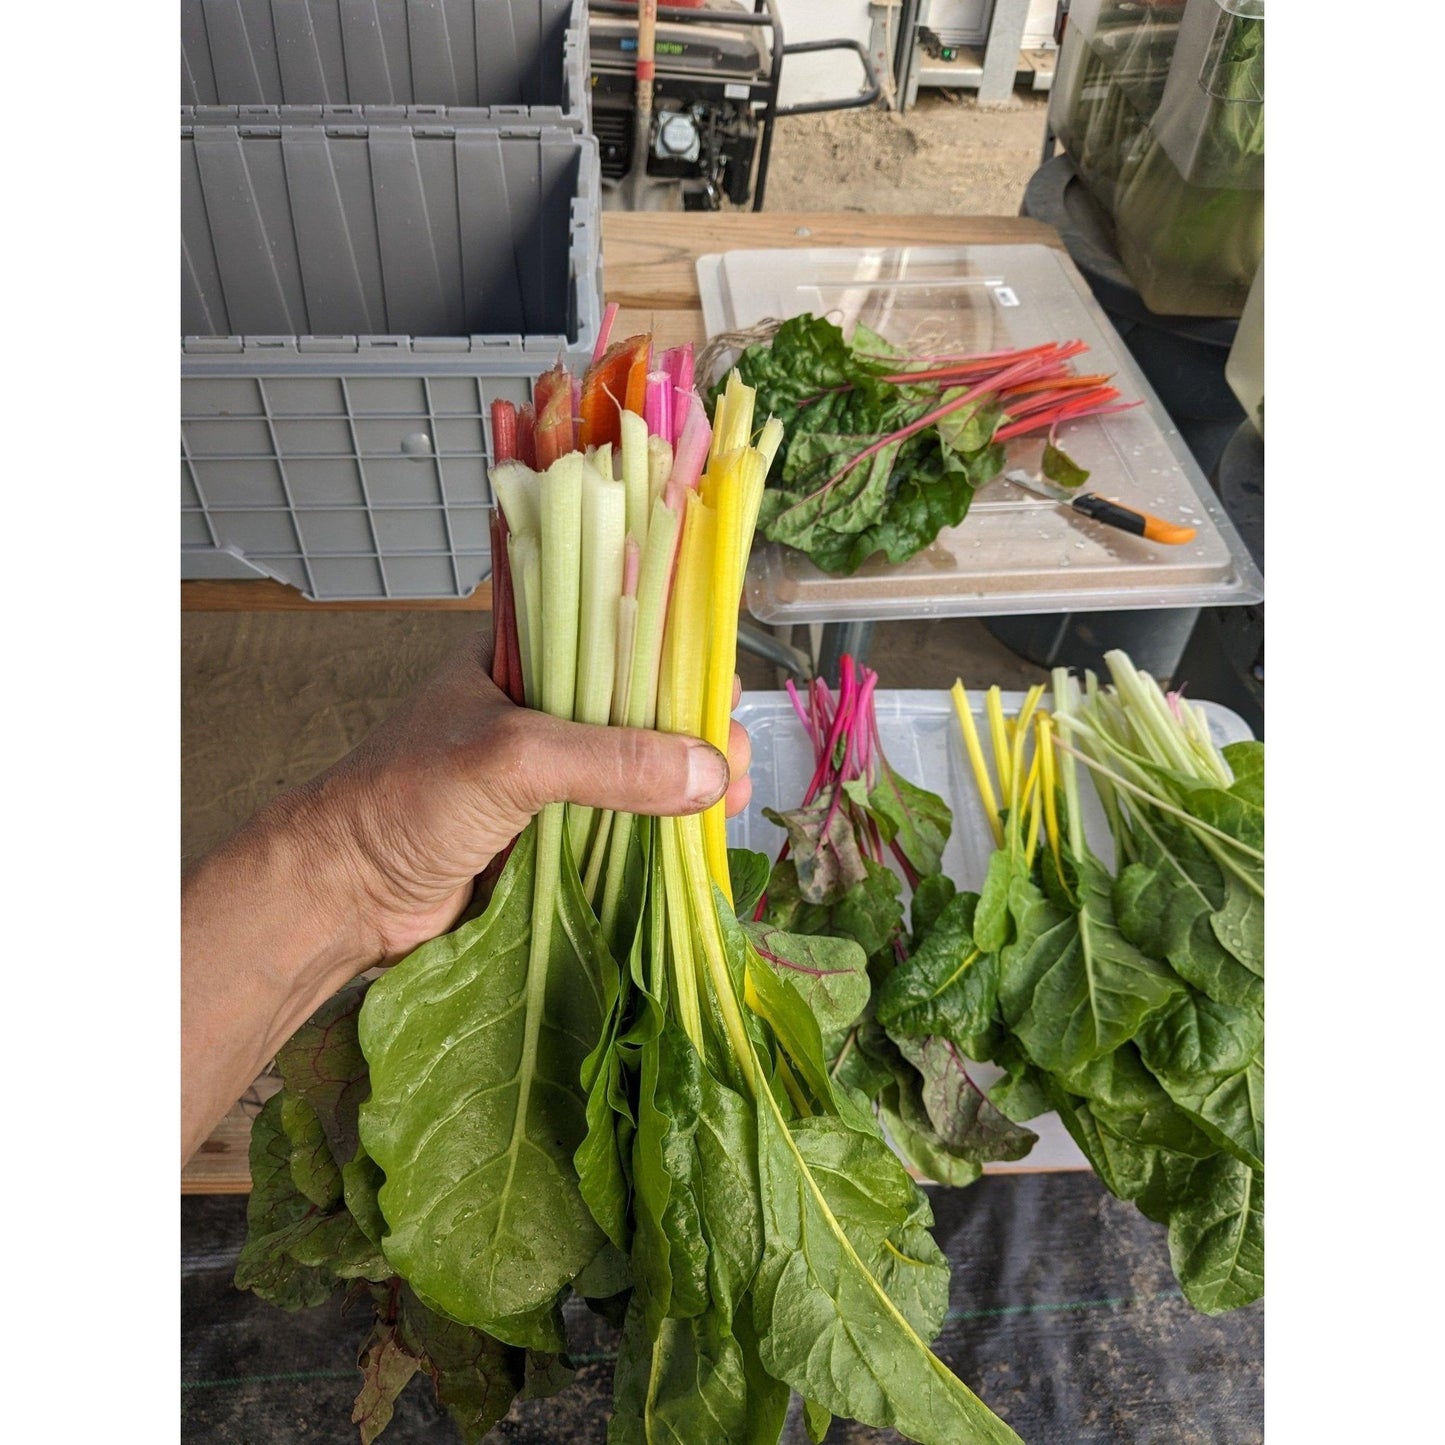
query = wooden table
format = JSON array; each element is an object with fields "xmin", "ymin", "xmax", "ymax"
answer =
[{"xmin": 181, "ymin": 210, "xmax": 1064, "ymax": 1191}]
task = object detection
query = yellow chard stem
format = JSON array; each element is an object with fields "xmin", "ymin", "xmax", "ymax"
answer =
[
  {"xmin": 986, "ymin": 687, "xmax": 1012, "ymax": 814},
  {"xmin": 1020, "ymin": 741, "xmax": 1043, "ymax": 869},
  {"xmin": 1037, "ymin": 712, "xmax": 1066, "ymax": 885},
  {"xmin": 952, "ymin": 680, "xmax": 1003, "ymax": 849},
  {"xmin": 756, "ymin": 414, "xmax": 785, "ymax": 472},
  {"xmin": 659, "ymin": 816, "xmax": 705, "ymax": 1054},
  {"xmin": 700, "ymin": 452, "xmax": 750, "ymax": 902}
]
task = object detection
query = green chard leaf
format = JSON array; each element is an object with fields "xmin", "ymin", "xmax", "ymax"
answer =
[
  {"xmin": 519, "ymin": 1349, "xmax": 577, "ymax": 1403},
  {"xmin": 760, "ymin": 439, "xmax": 904, "ymax": 558},
  {"xmin": 358, "ymin": 817, "xmax": 615, "ymax": 1348},
  {"xmin": 727, "ymin": 847, "xmax": 773, "ymax": 920},
  {"xmin": 609, "ymin": 1296, "xmax": 788, "ymax": 1445},
  {"xmin": 1114, "ymin": 854, "xmax": 1264, "ymax": 1010},
  {"xmin": 1135, "ymin": 992, "xmax": 1264, "ymax": 1169},
  {"xmin": 1059, "ymin": 1046, "xmax": 1219, "ymax": 1163},
  {"xmin": 998, "ymin": 858, "xmax": 1185, "ymax": 1075},
  {"xmin": 909, "ymin": 873, "xmax": 958, "ymax": 944},
  {"xmin": 234, "ymin": 1093, "xmax": 339, "ymax": 1310},
  {"xmin": 1041, "ymin": 441, "xmax": 1090, "ymax": 489},
  {"xmin": 984, "ymin": 1041, "xmax": 1054, "ymax": 1123},
  {"xmin": 876, "ymin": 891, "xmax": 998, "ymax": 1055},
  {"xmin": 571, "ymin": 1241, "xmax": 632, "ymax": 1312},
  {"xmin": 629, "ymin": 977, "xmax": 764, "ymax": 1334},
  {"xmin": 576, "ymin": 919, "xmax": 638, "ymax": 1256},
  {"xmin": 762, "ymin": 855, "xmax": 904, "ymax": 962},
  {"xmin": 973, "ymin": 849, "xmax": 1022, "ymax": 954},
  {"xmin": 274, "ymin": 979, "xmax": 373, "ymax": 1172},
  {"xmin": 342, "ymin": 1148, "xmax": 389, "ymax": 1248},
  {"xmin": 280, "ymin": 1090, "xmax": 342, "ymax": 1210},
  {"xmin": 1222, "ymin": 740, "xmax": 1264, "ymax": 801},
  {"xmin": 936, "ymin": 396, "xmax": 1004, "ymax": 455},
  {"xmin": 630, "ymin": 1022, "xmax": 716, "ymax": 1330},
  {"xmin": 750, "ymin": 1096, "xmax": 1023, "ymax": 1445},
  {"xmin": 827, "ymin": 1017, "xmax": 898, "ymax": 1105},
  {"xmin": 894, "ymin": 1033, "xmax": 1038, "ymax": 1165},
  {"xmin": 804, "ymin": 1396, "xmax": 833, "ymax": 1443},
  {"xmin": 845, "ymin": 760, "xmax": 952, "ymax": 881},
  {"xmin": 1163, "ymin": 1155, "xmax": 1264, "ymax": 1315},
  {"xmin": 745, "ymin": 923, "xmax": 871, "ymax": 1036},
  {"xmin": 803, "ymin": 436, "xmax": 992, "ymax": 575},
  {"xmin": 771, "ymin": 1111, "xmax": 950, "ymax": 1339},
  {"xmin": 726, "ymin": 314, "xmax": 879, "ymax": 438}
]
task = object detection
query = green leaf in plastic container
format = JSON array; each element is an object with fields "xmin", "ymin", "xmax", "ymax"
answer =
[{"xmin": 1041, "ymin": 442, "xmax": 1090, "ymax": 490}]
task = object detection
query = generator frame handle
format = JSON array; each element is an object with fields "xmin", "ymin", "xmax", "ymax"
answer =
[{"xmin": 772, "ymin": 39, "xmax": 881, "ymax": 118}]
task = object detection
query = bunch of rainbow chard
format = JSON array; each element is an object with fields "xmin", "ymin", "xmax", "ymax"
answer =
[
  {"xmin": 875, "ymin": 656, "xmax": 1263, "ymax": 1314},
  {"xmin": 234, "ymin": 318, "xmax": 1023, "ymax": 1445},
  {"xmin": 722, "ymin": 313, "xmax": 1139, "ymax": 574},
  {"xmin": 749, "ymin": 656, "xmax": 1037, "ymax": 1188}
]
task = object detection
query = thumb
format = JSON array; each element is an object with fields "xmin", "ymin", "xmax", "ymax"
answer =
[{"xmin": 514, "ymin": 714, "xmax": 730, "ymax": 817}]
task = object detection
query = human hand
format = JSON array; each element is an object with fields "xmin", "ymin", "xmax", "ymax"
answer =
[{"xmin": 282, "ymin": 628, "xmax": 753, "ymax": 965}]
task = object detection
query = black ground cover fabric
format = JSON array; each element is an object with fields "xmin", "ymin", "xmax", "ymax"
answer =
[{"xmin": 182, "ymin": 1172, "xmax": 1262, "ymax": 1444}]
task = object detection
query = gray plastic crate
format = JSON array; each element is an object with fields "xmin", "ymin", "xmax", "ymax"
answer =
[
  {"xmin": 181, "ymin": 121, "xmax": 602, "ymax": 600},
  {"xmin": 181, "ymin": 0, "xmax": 590, "ymax": 130}
]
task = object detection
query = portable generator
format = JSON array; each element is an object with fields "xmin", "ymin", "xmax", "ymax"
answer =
[{"xmin": 587, "ymin": 0, "xmax": 880, "ymax": 211}]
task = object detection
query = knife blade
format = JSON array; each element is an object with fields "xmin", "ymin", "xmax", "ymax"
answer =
[{"xmin": 1004, "ymin": 469, "xmax": 1196, "ymax": 545}]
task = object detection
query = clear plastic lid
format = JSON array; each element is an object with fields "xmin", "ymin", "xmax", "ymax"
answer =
[{"xmin": 699, "ymin": 242, "xmax": 1264, "ymax": 625}]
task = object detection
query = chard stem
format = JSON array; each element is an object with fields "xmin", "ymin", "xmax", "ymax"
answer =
[
  {"xmin": 1053, "ymin": 740, "xmax": 1265, "ymax": 865},
  {"xmin": 1051, "ymin": 669, "xmax": 1086, "ymax": 859},
  {"xmin": 952, "ymin": 680, "xmax": 1004, "ymax": 848}
]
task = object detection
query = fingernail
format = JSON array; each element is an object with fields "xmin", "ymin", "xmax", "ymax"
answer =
[{"xmin": 684, "ymin": 740, "xmax": 729, "ymax": 809}]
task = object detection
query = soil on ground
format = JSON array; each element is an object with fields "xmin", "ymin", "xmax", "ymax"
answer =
[{"xmin": 762, "ymin": 91, "xmax": 1050, "ymax": 215}]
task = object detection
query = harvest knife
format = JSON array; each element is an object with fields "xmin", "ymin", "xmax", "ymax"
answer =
[{"xmin": 1004, "ymin": 469, "xmax": 1196, "ymax": 545}]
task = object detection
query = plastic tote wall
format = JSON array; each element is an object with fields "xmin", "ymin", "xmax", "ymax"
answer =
[
  {"xmin": 181, "ymin": 121, "xmax": 602, "ymax": 600},
  {"xmin": 181, "ymin": 0, "xmax": 591, "ymax": 130}
]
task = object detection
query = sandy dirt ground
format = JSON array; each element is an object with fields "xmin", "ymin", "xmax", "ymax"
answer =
[
  {"xmin": 763, "ymin": 91, "xmax": 1051, "ymax": 216},
  {"xmin": 181, "ymin": 94, "xmax": 1054, "ymax": 864}
]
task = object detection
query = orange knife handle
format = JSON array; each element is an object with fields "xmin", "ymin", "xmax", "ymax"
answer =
[
  {"xmin": 1071, "ymin": 494, "xmax": 1195, "ymax": 545},
  {"xmin": 1142, "ymin": 515, "xmax": 1197, "ymax": 545}
]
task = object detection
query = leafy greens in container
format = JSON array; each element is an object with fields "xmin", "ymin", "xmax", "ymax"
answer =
[
  {"xmin": 716, "ymin": 313, "xmax": 1135, "ymax": 575},
  {"xmin": 746, "ymin": 655, "xmax": 1038, "ymax": 1189},
  {"xmin": 925, "ymin": 656, "xmax": 1265, "ymax": 1313}
]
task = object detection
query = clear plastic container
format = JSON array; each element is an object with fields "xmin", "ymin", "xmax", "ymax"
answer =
[{"xmin": 697, "ymin": 242, "xmax": 1264, "ymax": 626}]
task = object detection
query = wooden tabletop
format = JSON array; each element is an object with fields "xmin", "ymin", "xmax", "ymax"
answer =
[
  {"xmin": 179, "ymin": 211, "xmax": 1062, "ymax": 617},
  {"xmin": 181, "ymin": 210, "xmax": 1063, "ymax": 1192}
]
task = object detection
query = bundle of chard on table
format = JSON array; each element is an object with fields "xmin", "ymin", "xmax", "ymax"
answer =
[
  {"xmin": 882, "ymin": 657, "xmax": 1264, "ymax": 1314},
  {"xmin": 716, "ymin": 313, "xmax": 1139, "ymax": 574},
  {"xmin": 748, "ymin": 652, "xmax": 1264, "ymax": 1316},
  {"xmin": 745, "ymin": 654, "xmax": 1040, "ymax": 1189},
  {"xmin": 233, "ymin": 309, "xmax": 1024, "ymax": 1445}
]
